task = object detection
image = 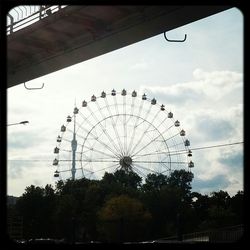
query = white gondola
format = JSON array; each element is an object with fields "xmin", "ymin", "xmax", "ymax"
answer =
[
  {"xmin": 160, "ymin": 104, "xmax": 165, "ymax": 111},
  {"xmin": 142, "ymin": 93, "xmax": 147, "ymax": 100},
  {"xmin": 174, "ymin": 120, "xmax": 180, "ymax": 127},
  {"xmin": 121, "ymin": 89, "xmax": 127, "ymax": 96},
  {"xmin": 132, "ymin": 90, "xmax": 137, "ymax": 97},
  {"xmin": 180, "ymin": 130, "xmax": 186, "ymax": 136},
  {"xmin": 82, "ymin": 100, "xmax": 87, "ymax": 107},
  {"xmin": 67, "ymin": 115, "xmax": 72, "ymax": 122},
  {"xmin": 168, "ymin": 112, "xmax": 173, "ymax": 118},
  {"xmin": 53, "ymin": 158, "xmax": 59, "ymax": 165},
  {"xmin": 188, "ymin": 150, "xmax": 192, "ymax": 157},
  {"xmin": 91, "ymin": 95, "xmax": 96, "ymax": 102},
  {"xmin": 74, "ymin": 107, "xmax": 79, "ymax": 114},
  {"xmin": 61, "ymin": 125, "xmax": 66, "ymax": 132},
  {"xmin": 101, "ymin": 91, "xmax": 106, "ymax": 98},
  {"xmin": 151, "ymin": 98, "xmax": 156, "ymax": 105},
  {"xmin": 111, "ymin": 89, "xmax": 116, "ymax": 96},
  {"xmin": 54, "ymin": 170, "xmax": 59, "ymax": 177},
  {"xmin": 184, "ymin": 139, "xmax": 190, "ymax": 146},
  {"xmin": 188, "ymin": 161, "xmax": 194, "ymax": 168},
  {"xmin": 57, "ymin": 136, "xmax": 62, "ymax": 142},
  {"xmin": 54, "ymin": 147, "xmax": 59, "ymax": 154}
]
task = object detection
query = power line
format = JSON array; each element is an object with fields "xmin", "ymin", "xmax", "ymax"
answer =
[
  {"xmin": 190, "ymin": 141, "xmax": 243, "ymax": 151},
  {"xmin": 8, "ymin": 141, "xmax": 244, "ymax": 161}
]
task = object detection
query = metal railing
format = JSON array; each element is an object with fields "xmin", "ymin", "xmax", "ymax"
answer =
[
  {"xmin": 7, "ymin": 5, "xmax": 67, "ymax": 35},
  {"xmin": 156, "ymin": 224, "xmax": 244, "ymax": 243}
]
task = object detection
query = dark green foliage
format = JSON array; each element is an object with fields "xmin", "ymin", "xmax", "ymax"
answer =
[
  {"xmin": 10, "ymin": 169, "xmax": 243, "ymax": 242},
  {"xmin": 97, "ymin": 195, "xmax": 152, "ymax": 242}
]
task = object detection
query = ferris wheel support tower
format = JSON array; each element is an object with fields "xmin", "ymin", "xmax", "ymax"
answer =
[{"xmin": 71, "ymin": 107, "xmax": 78, "ymax": 180}]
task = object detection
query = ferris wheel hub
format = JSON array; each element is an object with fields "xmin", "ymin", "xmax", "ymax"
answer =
[{"xmin": 119, "ymin": 156, "xmax": 133, "ymax": 170}]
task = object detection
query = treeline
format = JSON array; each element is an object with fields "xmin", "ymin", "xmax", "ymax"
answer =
[{"xmin": 8, "ymin": 169, "xmax": 243, "ymax": 243}]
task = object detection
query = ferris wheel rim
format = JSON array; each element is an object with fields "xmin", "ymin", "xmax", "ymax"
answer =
[{"xmin": 53, "ymin": 89, "xmax": 193, "ymax": 180}]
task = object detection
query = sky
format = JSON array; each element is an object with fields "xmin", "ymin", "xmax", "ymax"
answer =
[{"xmin": 7, "ymin": 7, "xmax": 243, "ymax": 197}]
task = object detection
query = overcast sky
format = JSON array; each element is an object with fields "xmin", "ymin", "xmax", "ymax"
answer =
[{"xmin": 7, "ymin": 7, "xmax": 243, "ymax": 197}]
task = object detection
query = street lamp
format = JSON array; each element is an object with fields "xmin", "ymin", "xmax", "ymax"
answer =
[{"xmin": 7, "ymin": 121, "xmax": 29, "ymax": 126}]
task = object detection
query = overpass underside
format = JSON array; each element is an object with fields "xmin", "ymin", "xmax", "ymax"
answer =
[{"xmin": 7, "ymin": 5, "xmax": 232, "ymax": 88}]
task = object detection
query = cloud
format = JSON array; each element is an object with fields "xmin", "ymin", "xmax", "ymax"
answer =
[
  {"xmin": 194, "ymin": 115, "xmax": 234, "ymax": 141},
  {"xmin": 139, "ymin": 82, "xmax": 205, "ymax": 106},
  {"xmin": 192, "ymin": 174, "xmax": 231, "ymax": 194},
  {"xmin": 140, "ymin": 68, "xmax": 242, "ymax": 107},
  {"xmin": 218, "ymin": 149, "xmax": 243, "ymax": 170},
  {"xmin": 8, "ymin": 160, "xmax": 56, "ymax": 196},
  {"xmin": 8, "ymin": 161, "xmax": 25, "ymax": 179},
  {"xmin": 7, "ymin": 131, "xmax": 41, "ymax": 150}
]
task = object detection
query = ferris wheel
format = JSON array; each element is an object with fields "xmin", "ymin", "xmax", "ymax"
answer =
[{"xmin": 53, "ymin": 89, "xmax": 194, "ymax": 181}]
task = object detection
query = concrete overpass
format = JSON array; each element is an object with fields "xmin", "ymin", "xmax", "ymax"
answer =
[{"xmin": 7, "ymin": 5, "xmax": 232, "ymax": 88}]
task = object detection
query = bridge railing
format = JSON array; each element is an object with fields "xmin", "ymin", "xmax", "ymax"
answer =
[
  {"xmin": 7, "ymin": 5, "xmax": 67, "ymax": 35},
  {"xmin": 155, "ymin": 224, "xmax": 243, "ymax": 243}
]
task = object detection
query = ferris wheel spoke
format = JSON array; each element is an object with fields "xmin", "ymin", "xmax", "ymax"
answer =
[
  {"xmin": 82, "ymin": 145, "xmax": 119, "ymax": 159},
  {"xmin": 78, "ymin": 110, "xmax": 98, "ymax": 134},
  {"xmin": 164, "ymin": 132, "xmax": 182, "ymax": 142},
  {"xmin": 128, "ymin": 113, "xmax": 169, "ymax": 157},
  {"xmin": 61, "ymin": 149, "xmax": 72, "ymax": 153},
  {"xmin": 78, "ymin": 118, "xmax": 119, "ymax": 156},
  {"xmin": 130, "ymin": 164, "xmax": 147, "ymax": 178},
  {"xmin": 123, "ymin": 96, "xmax": 128, "ymax": 155},
  {"xmin": 127, "ymin": 97, "xmax": 135, "ymax": 124},
  {"xmin": 159, "ymin": 161, "xmax": 171, "ymax": 171},
  {"xmin": 127, "ymin": 99, "xmax": 145, "ymax": 155},
  {"xmin": 89, "ymin": 120, "xmax": 121, "ymax": 156},
  {"xmin": 132, "ymin": 163, "xmax": 160, "ymax": 174},
  {"xmin": 129, "ymin": 108, "xmax": 160, "ymax": 156},
  {"xmin": 81, "ymin": 159, "xmax": 119, "ymax": 163},
  {"xmin": 131, "ymin": 124, "xmax": 175, "ymax": 157},
  {"xmin": 132, "ymin": 150, "xmax": 170, "ymax": 159},
  {"xmin": 93, "ymin": 163, "xmax": 120, "ymax": 173},
  {"xmin": 132, "ymin": 147, "xmax": 189, "ymax": 159},
  {"xmin": 61, "ymin": 138, "xmax": 71, "ymax": 143},
  {"xmin": 135, "ymin": 104, "xmax": 152, "ymax": 129},
  {"xmin": 77, "ymin": 116, "xmax": 121, "ymax": 158},
  {"xmin": 85, "ymin": 105, "xmax": 119, "ymax": 152},
  {"xmin": 133, "ymin": 160, "xmax": 187, "ymax": 164},
  {"xmin": 86, "ymin": 136, "xmax": 120, "ymax": 158},
  {"xmin": 113, "ymin": 95, "xmax": 122, "ymax": 123},
  {"xmin": 104, "ymin": 97, "xmax": 125, "ymax": 156},
  {"xmin": 167, "ymin": 150, "xmax": 189, "ymax": 156},
  {"xmin": 81, "ymin": 168, "xmax": 94, "ymax": 175},
  {"xmin": 73, "ymin": 121, "xmax": 96, "ymax": 139},
  {"xmin": 59, "ymin": 167, "xmax": 82, "ymax": 173}
]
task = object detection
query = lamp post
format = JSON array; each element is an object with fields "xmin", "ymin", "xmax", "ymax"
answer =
[{"xmin": 7, "ymin": 121, "xmax": 29, "ymax": 126}]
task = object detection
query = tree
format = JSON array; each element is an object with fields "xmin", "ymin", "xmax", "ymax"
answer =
[
  {"xmin": 53, "ymin": 194, "xmax": 78, "ymax": 241},
  {"xmin": 167, "ymin": 169, "xmax": 194, "ymax": 198},
  {"xmin": 113, "ymin": 169, "xmax": 142, "ymax": 189},
  {"xmin": 209, "ymin": 190, "xmax": 231, "ymax": 209},
  {"xmin": 15, "ymin": 185, "xmax": 56, "ymax": 239},
  {"xmin": 142, "ymin": 173, "xmax": 168, "ymax": 192},
  {"xmin": 97, "ymin": 195, "xmax": 152, "ymax": 242},
  {"xmin": 229, "ymin": 191, "xmax": 243, "ymax": 224}
]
